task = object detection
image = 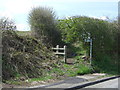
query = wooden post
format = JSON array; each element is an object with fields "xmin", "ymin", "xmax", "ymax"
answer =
[
  {"xmin": 90, "ymin": 39, "xmax": 92, "ymax": 66},
  {"xmin": 64, "ymin": 45, "xmax": 67, "ymax": 63},
  {"xmin": 56, "ymin": 45, "xmax": 59, "ymax": 58}
]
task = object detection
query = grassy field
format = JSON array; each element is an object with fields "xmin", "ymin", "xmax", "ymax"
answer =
[{"xmin": 16, "ymin": 31, "xmax": 31, "ymax": 36}]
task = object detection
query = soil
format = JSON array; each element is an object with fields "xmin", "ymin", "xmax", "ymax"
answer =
[{"xmin": 2, "ymin": 73, "xmax": 108, "ymax": 88}]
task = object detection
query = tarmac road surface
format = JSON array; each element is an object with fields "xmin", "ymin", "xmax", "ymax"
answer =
[{"xmin": 84, "ymin": 78, "xmax": 119, "ymax": 89}]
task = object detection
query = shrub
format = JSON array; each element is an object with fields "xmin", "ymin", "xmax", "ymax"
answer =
[{"xmin": 28, "ymin": 6, "xmax": 62, "ymax": 47}]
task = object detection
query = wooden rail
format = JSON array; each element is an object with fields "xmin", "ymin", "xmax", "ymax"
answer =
[{"xmin": 52, "ymin": 45, "xmax": 67, "ymax": 63}]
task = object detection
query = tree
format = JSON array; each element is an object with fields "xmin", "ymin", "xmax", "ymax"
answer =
[
  {"xmin": 58, "ymin": 16, "xmax": 115, "ymax": 58},
  {"xmin": 0, "ymin": 17, "xmax": 16, "ymax": 30},
  {"xmin": 28, "ymin": 6, "xmax": 62, "ymax": 47},
  {"xmin": 58, "ymin": 16, "xmax": 119, "ymax": 74}
]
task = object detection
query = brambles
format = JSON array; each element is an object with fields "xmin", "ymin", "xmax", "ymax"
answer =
[{"xmin": 2, "ymin": 30, "xmax": 57, "ymax": 80}]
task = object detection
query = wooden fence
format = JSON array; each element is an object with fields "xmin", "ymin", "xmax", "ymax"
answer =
[{"xmin": 52, "ymin": 45, "xmax": 67, "ymax": 63}]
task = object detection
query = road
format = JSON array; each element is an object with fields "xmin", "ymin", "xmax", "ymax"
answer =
[
  {"xmin": 28, "ymin": 74, "xmax": 119, "ymax": 89},
  {"xmin": 84, "ymin": 78, "xmax": 119, "ymax": 89}
]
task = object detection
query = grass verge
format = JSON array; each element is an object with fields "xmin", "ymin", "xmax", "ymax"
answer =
[{"xmin": 4, "ymin": 58, "xmax": 92, "ymax": 85}]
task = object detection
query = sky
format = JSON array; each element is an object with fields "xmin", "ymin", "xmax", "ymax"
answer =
[{"xmin": 0, "ymin": 0, "xmax": 119, "ymax": 31}]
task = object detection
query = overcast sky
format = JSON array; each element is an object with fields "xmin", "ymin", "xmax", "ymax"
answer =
[{"xmin": 0, "ymin": 0, "xmax": 119, "ymax": 31}]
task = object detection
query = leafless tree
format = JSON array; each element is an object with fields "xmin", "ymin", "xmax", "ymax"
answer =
[{"xmin": 0, "ymin": 17, "xmax": 16, "ymax": 30}]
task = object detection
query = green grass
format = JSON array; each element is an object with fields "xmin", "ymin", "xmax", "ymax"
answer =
[
  {"xmin": 5, "ymin": 75, "xmax": 53, "ymax": 85},
  {"xmin": 5, "ymin": 80, "xmax": 23, "ymax": 85},
  {"xmin": 92, "ymin": 54, "xmax": 119, "ymax": 75},
  {"xmin": 75, "ymin": 65, "xmax": 92, "ymax": 75},
  {"xmin": 28, "ymin": 75, "xmax": 53, "ymax": 82},
  {"xmin": 28, "ymin": 59, "xmax": 92, "ymax": 83},
  {"xmin": 54, "ymin": 59, "xmax": 92, "ymax": 77},
  {"xmin": 49, "ymin": 68, "xmax": 65, "ymax": 76},
  {"xmin": 16, "ymin": 31, "xmax": 31, "ymax": 36}
]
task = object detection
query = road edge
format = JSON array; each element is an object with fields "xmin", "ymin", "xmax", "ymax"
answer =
[{"xmin": 65, "ymin": 75, "xmax": 120, "ymax": 90}]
